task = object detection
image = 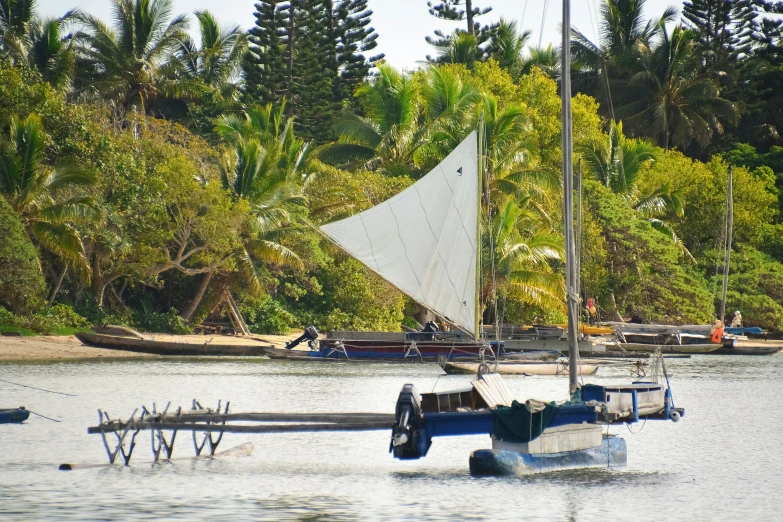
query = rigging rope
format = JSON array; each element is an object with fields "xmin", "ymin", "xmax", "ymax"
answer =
[
  {"xmin": 28, "ymin": 410, "xmax": 61, "ymax": 423},
  {"xmin": 0, "ymin": 378, "xmax": 75, "ymax": 396},
  {"xmin": 538, "ymin": 0, "xmax": 549, "ymax": 49}
]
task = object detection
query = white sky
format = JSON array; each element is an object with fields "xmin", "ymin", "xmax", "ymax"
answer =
[{"xmin": 38, "ymin": 0, "xmax": 680, "ymax": 70}]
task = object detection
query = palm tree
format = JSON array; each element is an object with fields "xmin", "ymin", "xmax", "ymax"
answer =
[
  {"xmin": 619, "ymin": 23, "xmax": 737, "ymax": 150},
  {"xmin": 0, "ymin": 0, "xmax": 35, "ymax": 60},
  {"xmin": 571, "ymin": 0, "xmax": 676, "ymax": 119},
  {"xmin": 488, "ymin": 18, "xmax": 531, "ymax": 78},
  {"xmin": 0, "ymin": 1, "xmax": 82, "ymax": 88},
  {"xmin": 520, "ymin": 44, "xmax": 559, "ymax": 78},
  {"xmin": 0, "ymin": 113, "xmax": 96, "ymax": 277},
  {"xmin": 27, "ymin": 12, "xmax": 82, "ymax": 89},
  {"xmin": 166, "ymin": 10, "xmax": 246, "ymax": 96},
  {"xmin": 78, "ymin": 0, "xmax": 189, "ymax": 110},
  {"xmin": 582, "ymin": 121, "xmax": 693, "ymax": 257},
  {"xmin": 484, "ymin": 196, "xmax": 565, "ymax": 321},
  {"xmin": 214, "ymin": 103, "xmax": 311, "ymax": 293},
  {"xmin": 320, "ymin": 64, "xmax": 479, "ymax": 177}
]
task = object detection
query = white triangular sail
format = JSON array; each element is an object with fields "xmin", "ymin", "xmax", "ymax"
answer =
[{"xmin": 320, "ymin": 131, "xmax": 479, "ymax": 338}]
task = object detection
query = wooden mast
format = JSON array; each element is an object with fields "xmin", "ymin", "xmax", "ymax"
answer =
[
  {"xmin": 476, "ymin": 113, "xmax": 485, "ymax": 341},
  {"xmin": 719, "ymin": 165, "xmax": 733, "ymax": 322},
  {"xmin": 561, "ymin": 0, "xmax": 579, "ymax": 395}
]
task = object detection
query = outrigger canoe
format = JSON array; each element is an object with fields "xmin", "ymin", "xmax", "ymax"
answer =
[{"xmin": 75, "ymin": 332, "xmax": 269, "ymax": 356}]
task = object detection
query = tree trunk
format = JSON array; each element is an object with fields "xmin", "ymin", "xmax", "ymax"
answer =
[
  {"xmin": 287, "ymin": 0, "xmax": 296, "ymax": 88},
  {"xmin": 466, "ymin": 0, "xmax": 474, "ymax": 34},
  {"xmin": 48, "ymin": 265, "xmax": 68, "ymax": 306},
  {"xmin": 92, "ymin": 256, "xmax": 105, "ymax": 309},
  {"xmin": 180, "ymin": 272, "xmax": 213, "ymax": 322}
]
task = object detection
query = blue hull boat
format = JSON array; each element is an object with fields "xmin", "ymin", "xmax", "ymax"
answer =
[
  {"xmin": 0, "ymin": 407, "xmax": 30, "ymax": 424},
  {"xmin": 469, "ymin": 437, "xmax": 628, "ymax": 476}
]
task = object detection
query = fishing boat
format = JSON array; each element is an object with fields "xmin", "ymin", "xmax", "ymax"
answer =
[
  {"xmin": 74, "ymin": 332, "xmax": 269, "ymax": 356},
  {"xmin": 0, "ymin": 407, "xmax": 30, "ymax": 424},
  {"xmin": 386, "ymin": 0, "xmax": 684, "ymax": 475}
]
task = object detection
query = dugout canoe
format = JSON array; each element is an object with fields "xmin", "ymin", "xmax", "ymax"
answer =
[
  {"xmin": 606, "ymin": 343, "xmax": 721, "ymax": 354},
  {"xmin": 75, "ymin": 332, "xmax": 270, "ymax": 356},
  {"xmin": 442, "ymin": 361, "xmax": 599, "ymax": 376},
  {"xmin": 0, "ymin": 407, "xmax": 30, "ymax": 424}
]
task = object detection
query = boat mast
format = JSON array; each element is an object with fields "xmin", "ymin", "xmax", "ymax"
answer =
[
  {"xmin": 719, "ymin": 165, "xmax": 733, "ymax": 322},
  {"xmin": 476, "ymin": 113, "xmax": 485, "ymax": 341},
  {"xmin": 576, "ymin": 157, "xmax": 582, "ymax": 304},
  {"xmin": 561, "ymin": 0, "xmax": 579, "ymax": 395}
]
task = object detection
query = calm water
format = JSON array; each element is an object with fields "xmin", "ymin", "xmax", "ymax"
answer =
[{"xmin": 1, "ymin": 353, "xmax": 781, "ymax": 521}]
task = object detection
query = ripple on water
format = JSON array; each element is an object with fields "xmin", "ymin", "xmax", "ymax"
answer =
[{"xmin": 1, "ymin": 354, "xmax": 782, "ymax": 521}]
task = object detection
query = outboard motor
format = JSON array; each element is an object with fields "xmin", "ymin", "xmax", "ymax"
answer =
[
  {"xmin": 390, "ymin": 384, "xmax": 431, "ymax": 460},
  {"xmin": 286, "ymin": 326, "xmax": 319, "ymax": 350},
  {"xmin": 422, "ymin": 321, "xmax": 439, "ymax": 333}
]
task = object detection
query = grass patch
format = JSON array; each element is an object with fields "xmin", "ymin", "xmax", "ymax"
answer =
[{"xmin": 0, "ymin": 324, "xmax": 37, "ymax": 336}]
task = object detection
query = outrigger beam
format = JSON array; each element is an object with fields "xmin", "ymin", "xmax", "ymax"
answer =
[{"xmin": 89, "ymin": 401, "xmax": 396, "ymax": 465}]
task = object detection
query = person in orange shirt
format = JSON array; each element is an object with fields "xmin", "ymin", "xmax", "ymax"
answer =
[{"xmin": 711, "ymin": 319, "xmax": 725, "ymax": 344}]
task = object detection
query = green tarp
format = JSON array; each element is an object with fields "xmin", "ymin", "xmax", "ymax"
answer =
[{"xmin": 492, "ymin": 400, "xmax": 559, "ymax": 443}]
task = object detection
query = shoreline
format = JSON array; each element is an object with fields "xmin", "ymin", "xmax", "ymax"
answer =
[{"xmin": 0, "ymin": 333, "xmax": 301, "ymax": 362}]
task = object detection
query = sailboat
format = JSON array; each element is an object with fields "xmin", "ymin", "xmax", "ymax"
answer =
[
  {"xmin": 264, "ymin": 128, "xmax": 503, "ymax": 361},
  {"xmin": 386, "ymin": 0, "xmax": 685, "ymax": 475}
]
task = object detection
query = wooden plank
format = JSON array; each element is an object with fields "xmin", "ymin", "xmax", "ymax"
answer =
[
  {"xmin": 486, "ymin": 374, "xmax": 514, "ymax": 406},
  {"xmin": 485, "ymin": 374, "xmax": 512, "ymax": 406},
  {"xmin": 472, "ymin": 379, "xmax": 501, "ymax": 407},
  {"xmin": 88, "ymin": 420, "xmax": 393, "ymax": 435}
]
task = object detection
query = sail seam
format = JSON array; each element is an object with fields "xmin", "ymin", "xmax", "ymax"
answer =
[
  {"xmin": 439, "ymin": 167, "xmax": 479, "ymax": 320},
  {"xmin": 387, "ymin": 203, "xmax": 426, "ymax": 303},
  {"xmin": 439, "ymin": 169, "xmax": 477, "ymax": 251},
  {"xmin": 357, "ymin": 214, "xmax": 381, "ymax": 273},
  {"xmin": 413, "ymin": 184, "xmax": 471, "ymax": 327}
]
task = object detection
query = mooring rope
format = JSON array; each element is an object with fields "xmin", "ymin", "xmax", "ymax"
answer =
[
  {"xmin": 0, "ymin": 378, "xmax": 76, "ymax": 396},
  {"xmin": 28, "ymin": 410, "xmax": 61, "ymax": 423}
]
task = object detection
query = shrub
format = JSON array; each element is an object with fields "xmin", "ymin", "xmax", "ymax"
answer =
[
  {"xmin": 239, "ymin": 295, "xmax": 297, "ymax": 335},
  {"xmin": 0, "ymin": 197, "xmax": 46, "ymax": 314}
]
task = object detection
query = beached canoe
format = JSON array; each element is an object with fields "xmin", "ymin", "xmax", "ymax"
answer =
[
  {"xmin": 710, "ymin": 341, "xmax": 783, "ymax": 356},
  {"xmin": 442, "ymin": 361, "xmax": 598, "ymax": 376},
  {"xmin": 606, "ymin": 343, "xmax": 721, "ymax": 354},
  {"xmin": 75, "ymin": 332, "xmax": 270, "ymax": 356},
  {"xmin": 0, "ymin": 407, "xmax": 30, "ymax": 424}
]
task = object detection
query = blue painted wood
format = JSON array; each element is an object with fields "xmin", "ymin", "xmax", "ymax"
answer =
[
  {"xmin": 419, "ymin": 406, "xmax": 600, "ymax": 439},
  {"xmin": 468, "ymin": 437, "xmax": 627, "ymax": 476},
  {"xmin": 725, "ymin": 327, "xmax": 764, "ymax": 335}
]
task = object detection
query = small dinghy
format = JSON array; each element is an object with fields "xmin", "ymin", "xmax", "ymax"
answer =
[{"xmin": 0, "ymin": 407, "xmax": 30, "ymax": 424}]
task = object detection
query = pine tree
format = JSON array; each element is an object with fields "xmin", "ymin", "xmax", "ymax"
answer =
[
  {"xmin": 331, "ymin": 0, "xmax": 384, "ymax": 105},
  {"xmin": 682, "ymin": 0, "xmax": 756, "ymax": 70},
  {"xmin": 242, "ymin": 0, "xmax": 383, "ymax": 141},
  {"xmin": 290, "ymin": 0, "xmax": 336, "ymax": 140},
  {"xmin": 424, "ymin": 0, "xmax": 495, "ymax": 62},
  {"xmin": 243, "ymin": 1, "xmax": 289, "ymax": 104}
]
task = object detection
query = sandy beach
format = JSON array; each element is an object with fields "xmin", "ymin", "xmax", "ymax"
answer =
[{"xmin": 0, "ymin": 332, "xmax": 301, "ymax": 361}]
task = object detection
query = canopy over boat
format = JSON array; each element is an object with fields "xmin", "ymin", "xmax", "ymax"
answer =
[{"xmin": 320, "ymin": 132, "xmax": 480, "ymax": 339}]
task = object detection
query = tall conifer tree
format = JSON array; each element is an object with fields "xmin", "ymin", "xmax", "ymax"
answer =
[
  {"xmin": 424, "ymin": 0, "xmax": 495, "ymax": 62},
  {"xmin": 243, "ymin": 1, "xmax": 288, "ymax": 104},
  {"xmin": 331, "ymin": 0, "xmax": 383, "ymax": 105}
]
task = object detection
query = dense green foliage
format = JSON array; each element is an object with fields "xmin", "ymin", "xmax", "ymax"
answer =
[
  {"xmin": 2, "ymin": 0, "xmax": 783, "ymax": 335},
  {"xmin": 0, "ymin": 194, "xmax": 46, "ymax": 313}
]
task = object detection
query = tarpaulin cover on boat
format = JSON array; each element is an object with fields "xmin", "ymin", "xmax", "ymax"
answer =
[
  {"xmin": 492, "ymin": 399, "xmax": 559, "ymax": 443},
  {"xmin": 320, "ymin": 132, "xmax": 479, "ymax": 338}
]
